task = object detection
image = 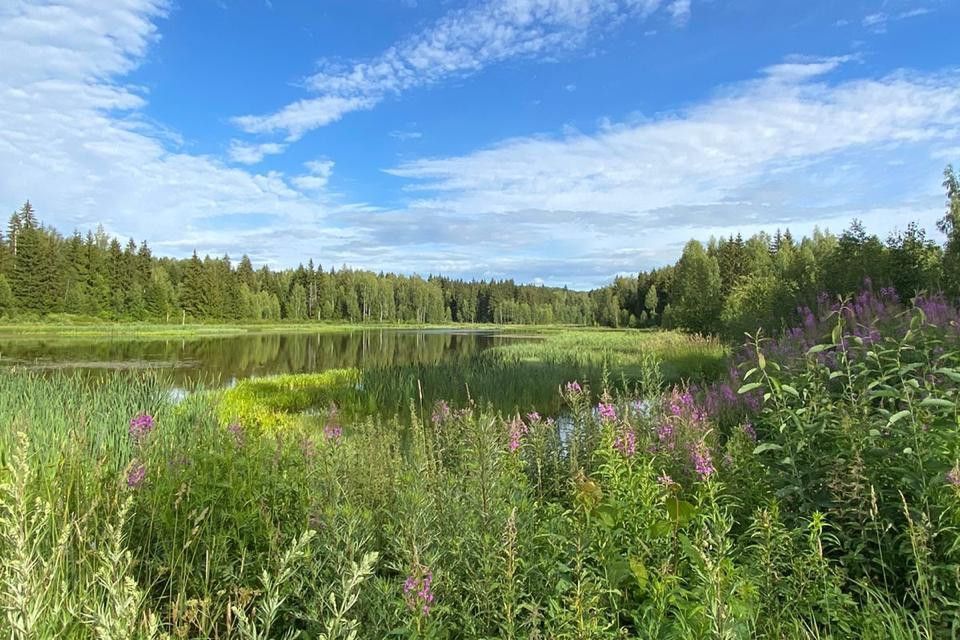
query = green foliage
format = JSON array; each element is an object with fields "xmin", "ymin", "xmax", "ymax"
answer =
[
  {"xmin": 669, "ymin": 240, "xmax": 723, "ymax": 334},
  {"xmin": 4, "ymin": 300, "xmax": 959, "ymax": 638},
  {"xmin": 218, "ymin": 369, "xmax": 361, "ymax": 430}
]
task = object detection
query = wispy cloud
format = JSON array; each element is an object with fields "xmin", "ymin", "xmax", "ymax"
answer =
[
  {"xmin": 232, "ymin": 0, "xmax": 688, "ymax": 141},
  {"xmin": 227, "ymin": 140, "xmax": 287, "ymax": 164},
  {"xmin": 389, "ymin": 129, "xmax": 423, "ymax": 141},
  {"xmin": 291, "ymin": 160, "xmax": 335, "ymax": 192},
  {"xmin": 862, "ymin": 7, "xmax": 931, "ymax": 33},
  {"xmin": 667, "ymin": 0, "xmax": 691, "ymax": 25},
  {"xmin": 376, "ymin": 57, "xmax": 960, "ymax": 281}
]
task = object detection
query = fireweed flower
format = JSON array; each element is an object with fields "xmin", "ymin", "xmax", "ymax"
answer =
[
  {"xmin": 564, "ymin": 381, "xmax": 582, "ymax": 395},
  {"xmin": 507, "ymin": 416, "xmax": 528, "ymax": 453},
  {"xmin": 129, "ymin": 413, "xmax": 155, "ymax": 443},
  {"xmin": 324, "ymin": 404, "xmax": 342, "ymax": 442},
  {"xmin": 597, "ymin": 403, "xmax": 617, "ymax": 422},
  {"xmin": 690, "ymin": 442, "xmax": 715, "ymax": 480},
  {"xmin": 655, "ymin": 421, "xmax": 675, "ymax": 450},
  {"xmin": 403, "ymin": 567, "xmax": 435, "ymax": 616},
  {"xmin": 613, "ymin": 428, "xmax": 637, "ymax": 457},
  {"xmin": 431, "ymin": 400, "xmax": 451, "ymax": 425},
  {"xmin": 126, "ymin": 461, "xmax": 146, "ymax": 489},
  {"xmin": 742, "ymin": 422, "xmax": 757, "ymax": 442},
  {"xmin": 526, "ymin": 411, "xmax": 541, "ymax": 424},
  {"xmin": 657, "ymin": 472, "xmax": 677, "ymax": 489},
  {"xmin": 323, "ymin": 424, "xmax": 342, "ymax": 441}
]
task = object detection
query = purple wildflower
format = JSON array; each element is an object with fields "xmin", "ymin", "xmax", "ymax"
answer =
[
  {"xmin": 323, "ymin": 424, "xmax": 342, "ymax": 441},
  {"xmin": 564, "ymin": 381, "xmax": 583, "ymax": 395},
  {"xmin": 690, "ymin": 442, "xmax": 715, "ymax": 480},
  {"xmin": 657, "ymin": 472, "xmax": 677, "ymax": 489},
  {"xmin": 613, "ymin": 428, "xmax": 637, "ymax": 457},
  {"xmin": 129, "ymin": 413, "xmax": 155, "ymax": 443},
  {"xmin": 324, "ymin": 404, "xmax": 342, "ymax": 442},
  {"xmin": 508, "ymin": 416, "xmax": 528, "ymax": 453},
  {"xmin": 126, "ymin": 461, "xmax": 146, "ymax": 489},
  {"xmin": 526, "ymin": 411, "xmax": 541, "ymax": 424},
  {"xmin": 403, "ymin": 567, "xmax": 435, "ymax": 616},
  {"xmin": 742, "ymin": 422, "xmax": 757, "ymax": 442},
  {"xmin": 431, "ymin": 400, "xmax": 451, "ymax": 425},
  {"xmin": 656, "ymin": 422, "xmax": 675, "ymax": 450},
  {"xmin": 597, "ymin": 403, "xmax": 617, "ymax": 422}
]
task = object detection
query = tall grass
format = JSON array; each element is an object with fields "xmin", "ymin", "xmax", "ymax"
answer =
[{"xmin": 0, "ymin": 299, "xmax": 957, "ymax": 638}]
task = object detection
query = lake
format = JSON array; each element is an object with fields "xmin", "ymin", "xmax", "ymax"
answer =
[
  {"xmin": 0, "ymin": 329, "xmax": 582, "ymax": 417},
  {"xmin": 0, "ymin": 329, "xmax": 528, "ymax": 382}
]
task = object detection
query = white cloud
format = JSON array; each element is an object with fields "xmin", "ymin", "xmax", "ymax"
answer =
[
  {"xmin": 862, "ymin": 7, "xmax": 932, "ymax": 33},
  {"xmin": 667, "ymin": 0, "xmax": 691, "ymax": 25},
  {"xmin": 0, "ymin": 0, "xmax": 357, "ymax": 264},
  {"xmin": 388, "ymin": 59, "xmax": 960, "ymax": 217},
  {"xmin": 389, "ymin": 129, "xmax": 423, "ymax": 141},
  {"xmin": 227, "ymin": 140, "xmax": 287, "ymax": 164},
  {"xmin": 377, "ymin": 58, "xmax": 960, "ymax": 281},
  {"xmin": 231, "ymin": 95, "xmax": 378, "ymax": 140},
  {"xmin": 232, "ymin": 0, "xmax": 688, "ymax": 141},
  {"xmin": 291, "ymin": 160, "xmax": 335, "ymax": 192}
]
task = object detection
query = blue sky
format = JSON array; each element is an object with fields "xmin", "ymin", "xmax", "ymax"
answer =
[{"xmin": 2, "ymin": 1, "xmax": 959, "ymax": 288}]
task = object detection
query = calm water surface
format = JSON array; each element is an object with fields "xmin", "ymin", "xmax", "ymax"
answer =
[
  {"xmin": 0, "ymin": 330, "xmax": 599, "ymax": 417},
  {"xmin": 0, "ymin": 329, "xmax": 522, "ymax": 384}
]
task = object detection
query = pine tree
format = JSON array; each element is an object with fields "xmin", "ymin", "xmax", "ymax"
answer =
[
  {"xmin": 0, "ymin": 274, "xmax": 14, "ymax": 314},
  {"xmin": 7, "ymin": 212, "xmax": 21, "ymax": 257},
  {"xmin": 179, "ymin": 252, "xmax": 209, "ymax": 319}
]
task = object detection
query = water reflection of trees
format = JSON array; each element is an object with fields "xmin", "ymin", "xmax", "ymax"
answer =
[{"xmin": 0, "ymin": 331, "xmax": 503, "ymax": 384}]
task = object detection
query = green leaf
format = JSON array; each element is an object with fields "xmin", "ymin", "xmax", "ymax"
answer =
[
  {"xmin": 868, "ymin": 429, "xmax": 881, "ymax": 437},
  {"xmin": 781, "ymin": 384, "xmax": 799, "ymax": 397},
  {"xmin": 648, "ymin": 520, "xmax": 673, "ymax": 539},
  {"xmin": 753, "ymin": 443, "xmax": 783, "ymax": 455},
  {"xmin": 919, "ymin": 397, "xmax": 956, "ymax": 409},
  {"xmin": 664, "ymin": 497, "xmax": 696, "ymax": 526},
  {"xmin": 934, "ymin": 368, "xmax": 960, "ymax": 383},
  {"xmin": 738, "ymin": 382, "xmax": 763, "ymax": 394},
  {"xmin": 629, "ymin": 557, "xmax": 649, "ymax": 593},
  {"xmin": 806, "ymin": 344, "xmax": 831, "ymax": 355},
  {"xmin": 887, "ymin": 410, "xmax": 911, "ymax": 426}
]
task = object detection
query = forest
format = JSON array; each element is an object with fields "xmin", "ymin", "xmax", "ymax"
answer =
[{"xmin": 3, "ymin": 166, "xmax": 958, "ymax": 333}]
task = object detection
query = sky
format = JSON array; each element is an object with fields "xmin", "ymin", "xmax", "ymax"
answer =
[{"xmin": 1, "ymin": 1, "xmax": 959, "ymax": 289}]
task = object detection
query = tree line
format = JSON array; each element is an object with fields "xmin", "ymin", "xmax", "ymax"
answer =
[
  {"xmin": 603, "ymin": 166, "xmax": 960, "ymax": 337},
  {"xmin": 2, "ymin": 165, "xmax": 957, "ymax": 331},
  {"xmin": 0, "ymin": 204, "xmax": 593, "ymax": 324}
]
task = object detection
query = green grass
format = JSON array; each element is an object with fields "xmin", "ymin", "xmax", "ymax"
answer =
[
  {"xmin": 0, "ymin": 318, "xmax": 473, "ymax": 340},
  {"xmin": 486, "ymin": 327, "xmax": 729, "ymax": 382},
  {"xmin": 1, "ymin": 311, "xmax": 956, "ymax": 638}
]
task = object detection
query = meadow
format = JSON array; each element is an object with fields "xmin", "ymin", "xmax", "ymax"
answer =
[{"xmin": 0, "ymin": 296, "xmax": 959, "ymax": 639}]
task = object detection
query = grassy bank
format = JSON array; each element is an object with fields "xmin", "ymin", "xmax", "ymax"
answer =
[
  {"xmin": 0, "ymin": 318, "xmax": 478, "ymax": 340},
  {"xmin": 487, "ymin": 327, "xmax": 729, "ymax": 381}
]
